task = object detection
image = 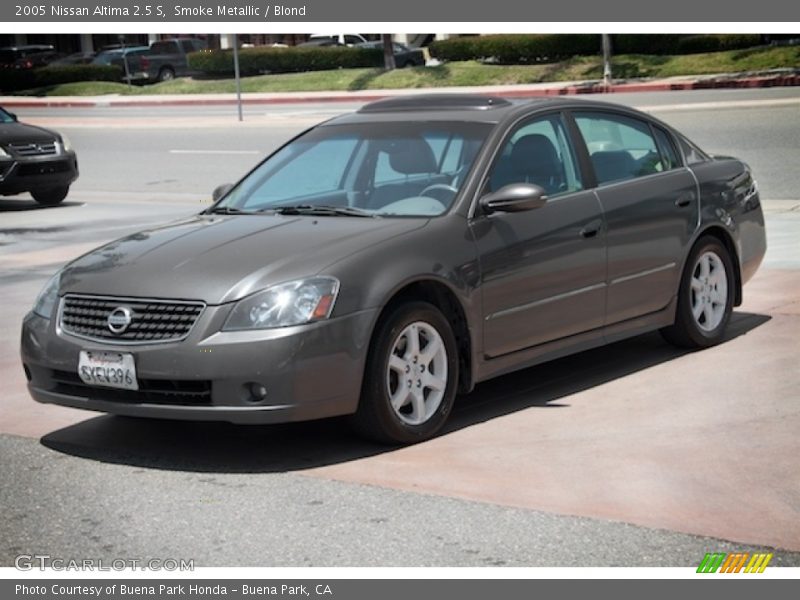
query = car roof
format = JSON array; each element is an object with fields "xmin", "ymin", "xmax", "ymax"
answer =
[
  {"xmin": 323, "ymin": 94, "xmax": 663, "ymax": 127},
  {"xmin": 0, "ymin": 44, "xmax": 54, "ymax": 51},
  {"xmin": 98, "ymin": 46, "xmax": 149, "ymax": 54}
]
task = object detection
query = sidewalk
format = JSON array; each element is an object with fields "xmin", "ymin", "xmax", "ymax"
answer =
[{"xmin": 2, "ymin": 69, "xmax": 799, "ymax": 108}]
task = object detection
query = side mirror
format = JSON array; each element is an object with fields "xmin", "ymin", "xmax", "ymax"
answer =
[
  {"xmin": 7, "ymin": 112, "xmax": 18, "ymax": 122},
  {"xmin": 212, "ymin": 183, "xmax": 233, "ymax": 202},
  {"xmin": 480, "ymin": 183, "xmax": 548, "ymax": 214}
]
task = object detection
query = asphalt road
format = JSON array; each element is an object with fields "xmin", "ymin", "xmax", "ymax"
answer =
[
  {"xmin": 2, "ymin": 87, "xmax": 799, "ymax": 567},
  {"xmin": 10, "ymin": 87, "xmax": 800, "ymax": 200}
]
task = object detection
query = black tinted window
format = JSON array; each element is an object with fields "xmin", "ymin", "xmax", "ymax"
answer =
[{"xmin": 150, "ymin": 41, "xmax": 178, "ymax": 54}]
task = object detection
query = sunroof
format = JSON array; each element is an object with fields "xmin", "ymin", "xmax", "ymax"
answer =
[{"xmin": 358, "ymin": 94, "xmax": 512, "ymax": 113}]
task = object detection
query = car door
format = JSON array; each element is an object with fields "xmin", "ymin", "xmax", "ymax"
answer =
[
  {"xmin": 571, "ymin": 111, "xmax": 699, "ymax": 325},
  {"xmin": 473, "ymin": 113, "xmax": 607, "ymax": 358}
]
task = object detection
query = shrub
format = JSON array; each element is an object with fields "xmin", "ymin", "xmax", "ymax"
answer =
[
  {"xmin": 0, "ymin": 64, "xmax": 122, "ymax": 92},
  {"xmin": 610, "ymin": 35, "xmax": 686, "ymax": 56},
  {"xmin": 675, "ymin": 34, "xmax": 762, "ymax": 54},
  {"xmin": 429, "ymin": 34, "xmax": 601, "ymax": 63},
  {"xmin": 428, "ymin": 34, "xmax": 765, "ymax": 65},
  {"xmin": 188, "ymin": 47, "xmax": 384, "ymax": 77}
]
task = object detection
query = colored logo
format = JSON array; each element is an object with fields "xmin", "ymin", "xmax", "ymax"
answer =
[{"xmin": 697, "ymin": 552, "xmax": 773, "ymax": 573}]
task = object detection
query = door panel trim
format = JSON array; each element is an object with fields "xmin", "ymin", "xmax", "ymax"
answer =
[
  {"xmin": 609, "ymin": 262, "xmax": 677, "ymax": 286},
  {"xmin": 485, "ymin": 282, "xmax": 607, "ymax": 321}
]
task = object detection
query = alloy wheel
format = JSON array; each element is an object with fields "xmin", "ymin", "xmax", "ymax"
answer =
[{"xmin": 385, "ymin": 321, "xmax": 448, "ymax": 425}]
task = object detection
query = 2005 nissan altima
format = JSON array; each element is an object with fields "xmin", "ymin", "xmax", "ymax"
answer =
[{"xmin": 21, "ymin": 95, "xmax": 766, "ymax": 444}]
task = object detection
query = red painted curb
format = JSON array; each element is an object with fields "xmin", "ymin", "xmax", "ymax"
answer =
[{"xmin": 2, "ymin": 75, "xmax": 798, "ymax": 109}]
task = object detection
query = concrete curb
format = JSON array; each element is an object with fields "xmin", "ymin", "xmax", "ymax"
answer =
[{"xmin": 2, "ymin": 73, "xmax": 799, "ymax": 109}]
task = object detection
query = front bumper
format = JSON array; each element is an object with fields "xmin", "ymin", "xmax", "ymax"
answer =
[
  {"xmin": 21, "ymin": 305, "xmax": 377, "ymax": 424},
  {"xmin": 0, "ymin": 151, "xmax": 78, "ymax": 195}
]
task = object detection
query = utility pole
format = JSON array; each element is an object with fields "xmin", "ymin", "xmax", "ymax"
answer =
[
  {"xmin": 601, "ymin": 34, "xmax": 612, "ymax": 90},
  {"xmin": 232, "ymin": 34, "xmax": 243, "ymax": 122},
  {"xmin": 382, "ymin": 34, "xmax": 395, "ymax": 71}
]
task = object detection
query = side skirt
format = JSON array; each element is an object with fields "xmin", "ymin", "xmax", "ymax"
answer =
[{"xmin": 474, "ymin": 296, "xmax": 677, "ymax": 384}]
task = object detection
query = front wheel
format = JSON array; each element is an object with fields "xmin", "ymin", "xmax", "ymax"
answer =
[
  {"xmin": 31, "ymin": 186, "xmax": 69, "ymax": 205},
  {"xmin": 350, "ymin": 302, "xmax": 459, "ymax": 444},
  {"xmin": 661, "ymin": 236, "xmax": 735, "ymax": 348}
]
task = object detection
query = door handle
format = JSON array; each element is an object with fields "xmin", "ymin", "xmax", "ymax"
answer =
[
  {"xmin": 579, "ymin": 220, "xmax": 602, "ymax": 239},
  {"xmin": 675, "ymin": 193, "xmax": 694, "ymax": 208}
]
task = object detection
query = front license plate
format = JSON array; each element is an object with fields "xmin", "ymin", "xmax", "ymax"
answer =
[{"xmin": 78, "ymin": 351, "xmax": 138, "ymax": 391}]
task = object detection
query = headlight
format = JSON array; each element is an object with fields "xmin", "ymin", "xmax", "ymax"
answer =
[
  {"xmin": 59, "ymin": 134, "xmax": 73, "ymax": 153},
  {"xmin": 223, "ymin": 277, "xmax": 339, "ymax": 331},
  {"xmin": 0, "ymin": 145, "xmax": 9, "ymax": 158},
  {"xmin": 32, "ymin": 271, "xmax": 62, "ymax": 319}
]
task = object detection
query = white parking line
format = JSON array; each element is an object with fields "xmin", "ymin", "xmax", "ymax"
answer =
[
  {"xmin": 169, "ymin": 149, "xmax": 261, "ymax": 155},
  {"xmin": 636, "ymin": 97, "xmax": 800, "ymax": 112}
]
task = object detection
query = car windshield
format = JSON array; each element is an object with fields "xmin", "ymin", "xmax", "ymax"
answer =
[
  {"xmin": 216, "ymin": 122, "xmax": 491, "ymax": 217},
  {"xmin": 0, "ymin": 108, "xmax": 14, "ymax": 123}
]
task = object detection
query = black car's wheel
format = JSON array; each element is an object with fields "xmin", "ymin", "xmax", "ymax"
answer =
[
  {"xmin": 661, "ymin": 236, "xmax": 735, "ymax": 348},
  {"xmin": 31, "ymin": 186, "xmax": 69, "ymax": 206},
  {"xmin": 351, "ymin": 301, "xmax": 459, "ymax": 444},
  {"xmin": 157, "ymin": 67, "xmax": 175, "ymax": 82}
]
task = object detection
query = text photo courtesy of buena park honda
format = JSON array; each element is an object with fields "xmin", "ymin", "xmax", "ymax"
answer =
[{"xmin": 2, "ymin": 30, "xmax": 800, "ymax": 569}]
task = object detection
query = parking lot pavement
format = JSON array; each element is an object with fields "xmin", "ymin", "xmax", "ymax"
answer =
[
  {"xmin": 2, "ymin": 433, "xmax": 800, "ymax": 567},
  {"xmin": 304, "ymin": 270, "xmax": 800, "ymax": 551}
]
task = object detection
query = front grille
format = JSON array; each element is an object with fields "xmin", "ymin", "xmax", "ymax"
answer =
[
  {"xmin": 60, "ymin": 295, "xmax": 205, "ymax": 344},
  {"xmin": 8, "ymin": 142, "xmax": 57, "ymax": 156},
  {"xmin": 50, "ymin": 369, "xmax": 212, "ymax": 406},
  {"xmin": 16, "ymin": 160, "xmax": 72, "ymax": 177}
]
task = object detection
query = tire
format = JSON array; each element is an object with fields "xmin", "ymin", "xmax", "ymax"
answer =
[
  {"xmin": 157, "ymin": 67, "xmax": 175, "ymax": 82},
  {"xmin": 660, "ymin": 236, "xmax": 735, "ymax": 348},
  {"xmin": 350, "ymin": 301, "xmax": 459, "ymax": 444},
  {"xmin": 31, "ymin": 186, "xmax": 69, "ymax": 206}
]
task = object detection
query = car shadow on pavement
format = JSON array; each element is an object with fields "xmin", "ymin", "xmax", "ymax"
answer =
[{"xmin": 40, "ymin": 311, "xmax": 770, "ymax": 473}]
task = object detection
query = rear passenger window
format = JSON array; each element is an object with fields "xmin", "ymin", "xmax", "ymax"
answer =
[
  {"xmin": 653, "ymin": 127, "xmax": 680, "ymax": 170},
  {"xmin": 574, "ymin": 112, "xmax": 667, "ymax": 185},
  {"xmin": 677, "ymin": 136, "xmax": 709, "ymax": 165}
]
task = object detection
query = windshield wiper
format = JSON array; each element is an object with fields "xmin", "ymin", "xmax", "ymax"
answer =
[
  {"xmin": 271, "ymin": 205, "xmax": 377, "ymax": 218},
  {"xmin": 206, "ymin": 206, "xmax": 256, "ymax": 215}
]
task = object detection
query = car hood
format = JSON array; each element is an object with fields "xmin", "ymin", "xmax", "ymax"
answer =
[
  {"xmin": 58, "ymin": 214, "xmax": 428, "ymax": 304},
  {"xmin": 0, "ymin": 121, "xmax": 59, "ymax": 145}
]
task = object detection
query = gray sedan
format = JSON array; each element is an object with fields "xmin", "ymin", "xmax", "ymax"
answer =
[{"xmin": 21, "ymin": 95, "xmax": 766, "ymax": 444}]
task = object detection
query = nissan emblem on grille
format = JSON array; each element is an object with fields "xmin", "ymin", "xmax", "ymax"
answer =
[{"xmin": 107, "ymin": 307, "xmax": 133, "ymax": 334}]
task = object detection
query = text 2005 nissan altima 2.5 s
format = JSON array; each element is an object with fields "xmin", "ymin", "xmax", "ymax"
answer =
[{"xmin": 21, "ymin": 95, "xmax": 766, "ymax": 444}]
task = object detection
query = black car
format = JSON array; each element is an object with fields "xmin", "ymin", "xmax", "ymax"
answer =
[
  {"xmin": 0, "ymin": 45, "xmax": 62, "ymax": 70},
  {"xmin": 356, "ymin": 41, "xmax": 426, "ymax": 67},
  {"xmin": 0, "ymin": 107, "xmax": 78, "ymax": 205}
]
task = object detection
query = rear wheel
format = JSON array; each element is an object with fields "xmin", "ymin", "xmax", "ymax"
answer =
[
  {"xmin": 661, "ymin": 236, "xmax": 735, "ymax": 348},
  {"xmin": 31, "ymin": 186, "xmax": 69, "ymax": 205},
  {"xmin": 351, "ymin": 302, "xmax": 458, "ymax": 444},
  {"xmin": 157, "ymin": 67, "xmax": 175, "ymax": 82}
]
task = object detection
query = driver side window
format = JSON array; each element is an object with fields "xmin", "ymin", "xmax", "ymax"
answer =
[{"xmin": 488, "ymin": 114, "xmax": 583, "ymax": 196}]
